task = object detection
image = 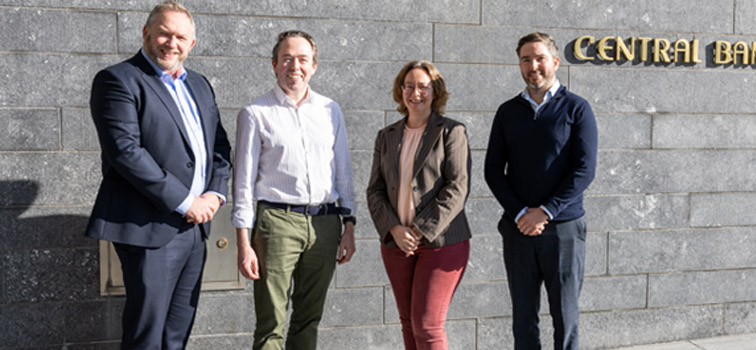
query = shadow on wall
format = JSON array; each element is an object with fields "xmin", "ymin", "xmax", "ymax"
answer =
[
  {"xmin": 0, "ymin": 180, "xmax": 123, "ymax": 348},
  {"xmin": 0, "ymin": 179, "xmax": 96, "ymax": 251}
]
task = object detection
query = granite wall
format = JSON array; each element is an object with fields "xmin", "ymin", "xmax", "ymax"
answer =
[{"xmin": 1, "ymin": 0, "xmax": 755, "ymax": 349}]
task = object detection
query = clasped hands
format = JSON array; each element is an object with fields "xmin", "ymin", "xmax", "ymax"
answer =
[
  {"xmin": 390, "ymin": 224, "xmax": 423, "ymax": 257},
  {"xmin": 185, "ymin": 193, "xmax": 222, "ymax": 224},
  {"xmin": 517, "ymin": 207, "xmax": 549, "ymax": 236}
]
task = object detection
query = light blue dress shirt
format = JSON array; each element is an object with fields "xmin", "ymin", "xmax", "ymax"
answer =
[
  {"xmin": 521, "ymin": 80, "xmax": 561, "ymax": 115},
  {"xmin": 140, "ymin": 49, "xmax": 222, "ymax": 215}
]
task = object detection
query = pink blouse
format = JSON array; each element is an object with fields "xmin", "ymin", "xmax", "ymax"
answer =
[{"xmin": 397, "ymin": 124, "xmax": 426, "ymax": 226}]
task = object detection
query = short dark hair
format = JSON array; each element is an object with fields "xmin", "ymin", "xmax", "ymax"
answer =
[
  {"xmin": 145, "ymin": 1, "xmax": 194, "ymax": 35},
  {"xmin": 392, "ymin": 60, "xmax": 449, "ymax": 116},
  {"xmin": 272, "ymin": 30, "xmax": 318, "ymax": 64},
  {"xmin": 516, "ymin": 32, "xmax": 558, "ymax": 58}
]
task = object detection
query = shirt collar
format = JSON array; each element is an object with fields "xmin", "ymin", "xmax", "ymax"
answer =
[
  {"xmin": 272, "ymin": 83, "xmax": 313, "ymax": 107},
  {"xmin": 521, "ymin": 80, "xmax": 561, "ymax": 107},
  {"xmin": 140, "ymin": 48, "xmax": 186, "ymax": 82}
]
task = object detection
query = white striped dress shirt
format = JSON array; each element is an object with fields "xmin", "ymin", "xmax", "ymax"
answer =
[{"xmin": 232, "ymin": 85, "xmax": 356, "ymax": 229}]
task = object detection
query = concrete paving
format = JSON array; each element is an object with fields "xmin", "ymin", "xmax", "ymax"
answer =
[{"xmin": 610, "ymin": 332, "xmax": 756, "ymax": 350}]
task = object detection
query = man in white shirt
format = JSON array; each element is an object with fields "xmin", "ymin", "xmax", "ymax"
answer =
[{"xmin": 232, "ymin": 30, "xmax": 357, "ymax": 350}]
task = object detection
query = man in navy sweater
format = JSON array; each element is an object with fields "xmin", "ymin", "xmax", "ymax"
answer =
[{"xmin": 484, "ymin": 32, "xmax": 598, "ymax": 349}]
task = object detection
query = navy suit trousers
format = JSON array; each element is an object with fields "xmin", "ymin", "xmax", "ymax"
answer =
[
  {"xmin": 114, "ymin": 225, "xmax": 206, "ymax": 350},
  {"xmin": 499, "ymin": 216, "xmax": 586, "ymax": 350}
]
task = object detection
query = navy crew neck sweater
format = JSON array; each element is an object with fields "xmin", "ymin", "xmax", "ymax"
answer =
[{"xmin": 484, "ymin": 85, "xmax": 598, "ymax": 223}]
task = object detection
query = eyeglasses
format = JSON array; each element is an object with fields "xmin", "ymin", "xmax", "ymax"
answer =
[{"xmin": 401, "ymin": 84, "xmax": 433, "ymax": 94}]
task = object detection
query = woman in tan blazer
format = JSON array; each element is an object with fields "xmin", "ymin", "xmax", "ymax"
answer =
[{"xmin": 367, "ymin": 60, "xmax": 471, "ymax": 350}]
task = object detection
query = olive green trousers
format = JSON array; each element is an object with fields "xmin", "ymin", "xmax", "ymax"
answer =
[{"xmin": 251, "ymin": 202, "xmax": 342, "ymax": 350}]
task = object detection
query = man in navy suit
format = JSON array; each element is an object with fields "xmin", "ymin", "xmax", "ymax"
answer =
[{"xmin": 85, "ymin": 2, "xmax": 231, "ymax": 348}]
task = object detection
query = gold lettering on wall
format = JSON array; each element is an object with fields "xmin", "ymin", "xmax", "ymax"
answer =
[
  {"xmin": 673, "ymin": 39, "xmax": 691, "ymax": 62},
  {"xmin": 572, "ymin": 35, "xmax": 755, "ymax": 66},
  {"xmin": 597, "ymin": 36, "xmax": 615, "ymax": 61},
  {"xmin": 733, "ymin": 41, "xmax": 749, "ymax": 64},
  {"xmin": 573, "ymin": 35, "xmax": 700, "ymax": 63},
  {"xmin": 653, "ymin": 38, "xmax": 671, "ymax": 63},
  {"xmin": 615, "ymin": 36, "xmax": 635, "ymax": 61},
  {"xmin": 714, "ymin": 40, "xmax": 732, "ymax": 64},
  {"xmin": 637, "ymin": 37, "xmax": 653, "ymax": 62},
  {"xmin": 574, "ymin": 35, "xmax": 595, "ymax": 60},
  {"xmin": 691, "ymin": 39, "xmax": 702, "ymax": 63}
]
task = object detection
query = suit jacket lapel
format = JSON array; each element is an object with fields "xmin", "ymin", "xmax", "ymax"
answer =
[
  {"xmin": 184, "ymin": 72, "xmax": 213, "ymax": 153},
  {"xmin": 412, "ymin": 112, "xmax": 444, "ymax": 178},
  {"xmin": 384, "ymin": 119, "xmax": 404, "ymax": 181},
  {"xmin": 132, "ymin": 53, "xmax": 192, "ymax": 150}
]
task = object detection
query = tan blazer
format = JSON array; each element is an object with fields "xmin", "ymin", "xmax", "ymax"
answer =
[{"xmin": 367, "ymin": 112, "xmax": 472, "ymax": 248}]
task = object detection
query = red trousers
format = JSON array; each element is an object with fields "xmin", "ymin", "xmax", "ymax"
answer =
[{"xmin": 381, "ymin": 240, "xmax": 470, "ymax": 350}]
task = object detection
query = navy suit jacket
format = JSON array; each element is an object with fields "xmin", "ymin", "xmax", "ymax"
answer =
[{"xmin": 85, "ymin": 52, "xmax": 231, "ymax": 248}]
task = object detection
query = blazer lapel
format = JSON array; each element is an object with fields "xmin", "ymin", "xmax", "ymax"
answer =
[
  {"xmin": 184, "ymin": 71, "xmax": 213, "ymax": 152},
  {"xmin": 384, "ymin": 119, "xmax": 404, "ymax": 181},
  {"xmin": 133, "ymin": 53, "xmax": 192, "ymax": 150},
  {"xmin": 412, "ymin": 112, "xmax": 444, "ymax": 178}
]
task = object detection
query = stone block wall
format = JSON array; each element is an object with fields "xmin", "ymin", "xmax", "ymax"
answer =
[{"xmin": 1, "ymin": 0, "xmax": 755, "ymax": 349}]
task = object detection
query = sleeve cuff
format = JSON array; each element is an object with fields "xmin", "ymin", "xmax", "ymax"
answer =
[
  {"xmin": 539, "ymin": 205, "xmax": 554, "ymax": 220},
  {"xmin": 514, "ymin": 207, "xmax": 528, "ymax": 223},
  {"xmin": 231, "ymin": 207, "xmax": 255, "ymax": 229},
  {"xmin": 206, "ymin": 191, "xmax": 226, "ymax": 207},
  {"xmin": 175, "ymin": 194, "xmax": 194, "ymax": 215}
]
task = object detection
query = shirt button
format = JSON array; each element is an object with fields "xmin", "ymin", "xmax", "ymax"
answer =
[{"xmin": 186, "ymin": 162, "xmax": 194, "ymax": 168}]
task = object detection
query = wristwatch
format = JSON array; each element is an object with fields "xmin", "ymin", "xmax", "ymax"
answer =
[{"xmin": 342, "ymin": 216, "xmax": 356, "ymax": 225}]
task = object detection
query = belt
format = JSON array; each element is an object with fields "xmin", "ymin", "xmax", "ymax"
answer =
[{"xmin": 259, "ymin": 200, "xmax": 349, "ymax": 216}]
